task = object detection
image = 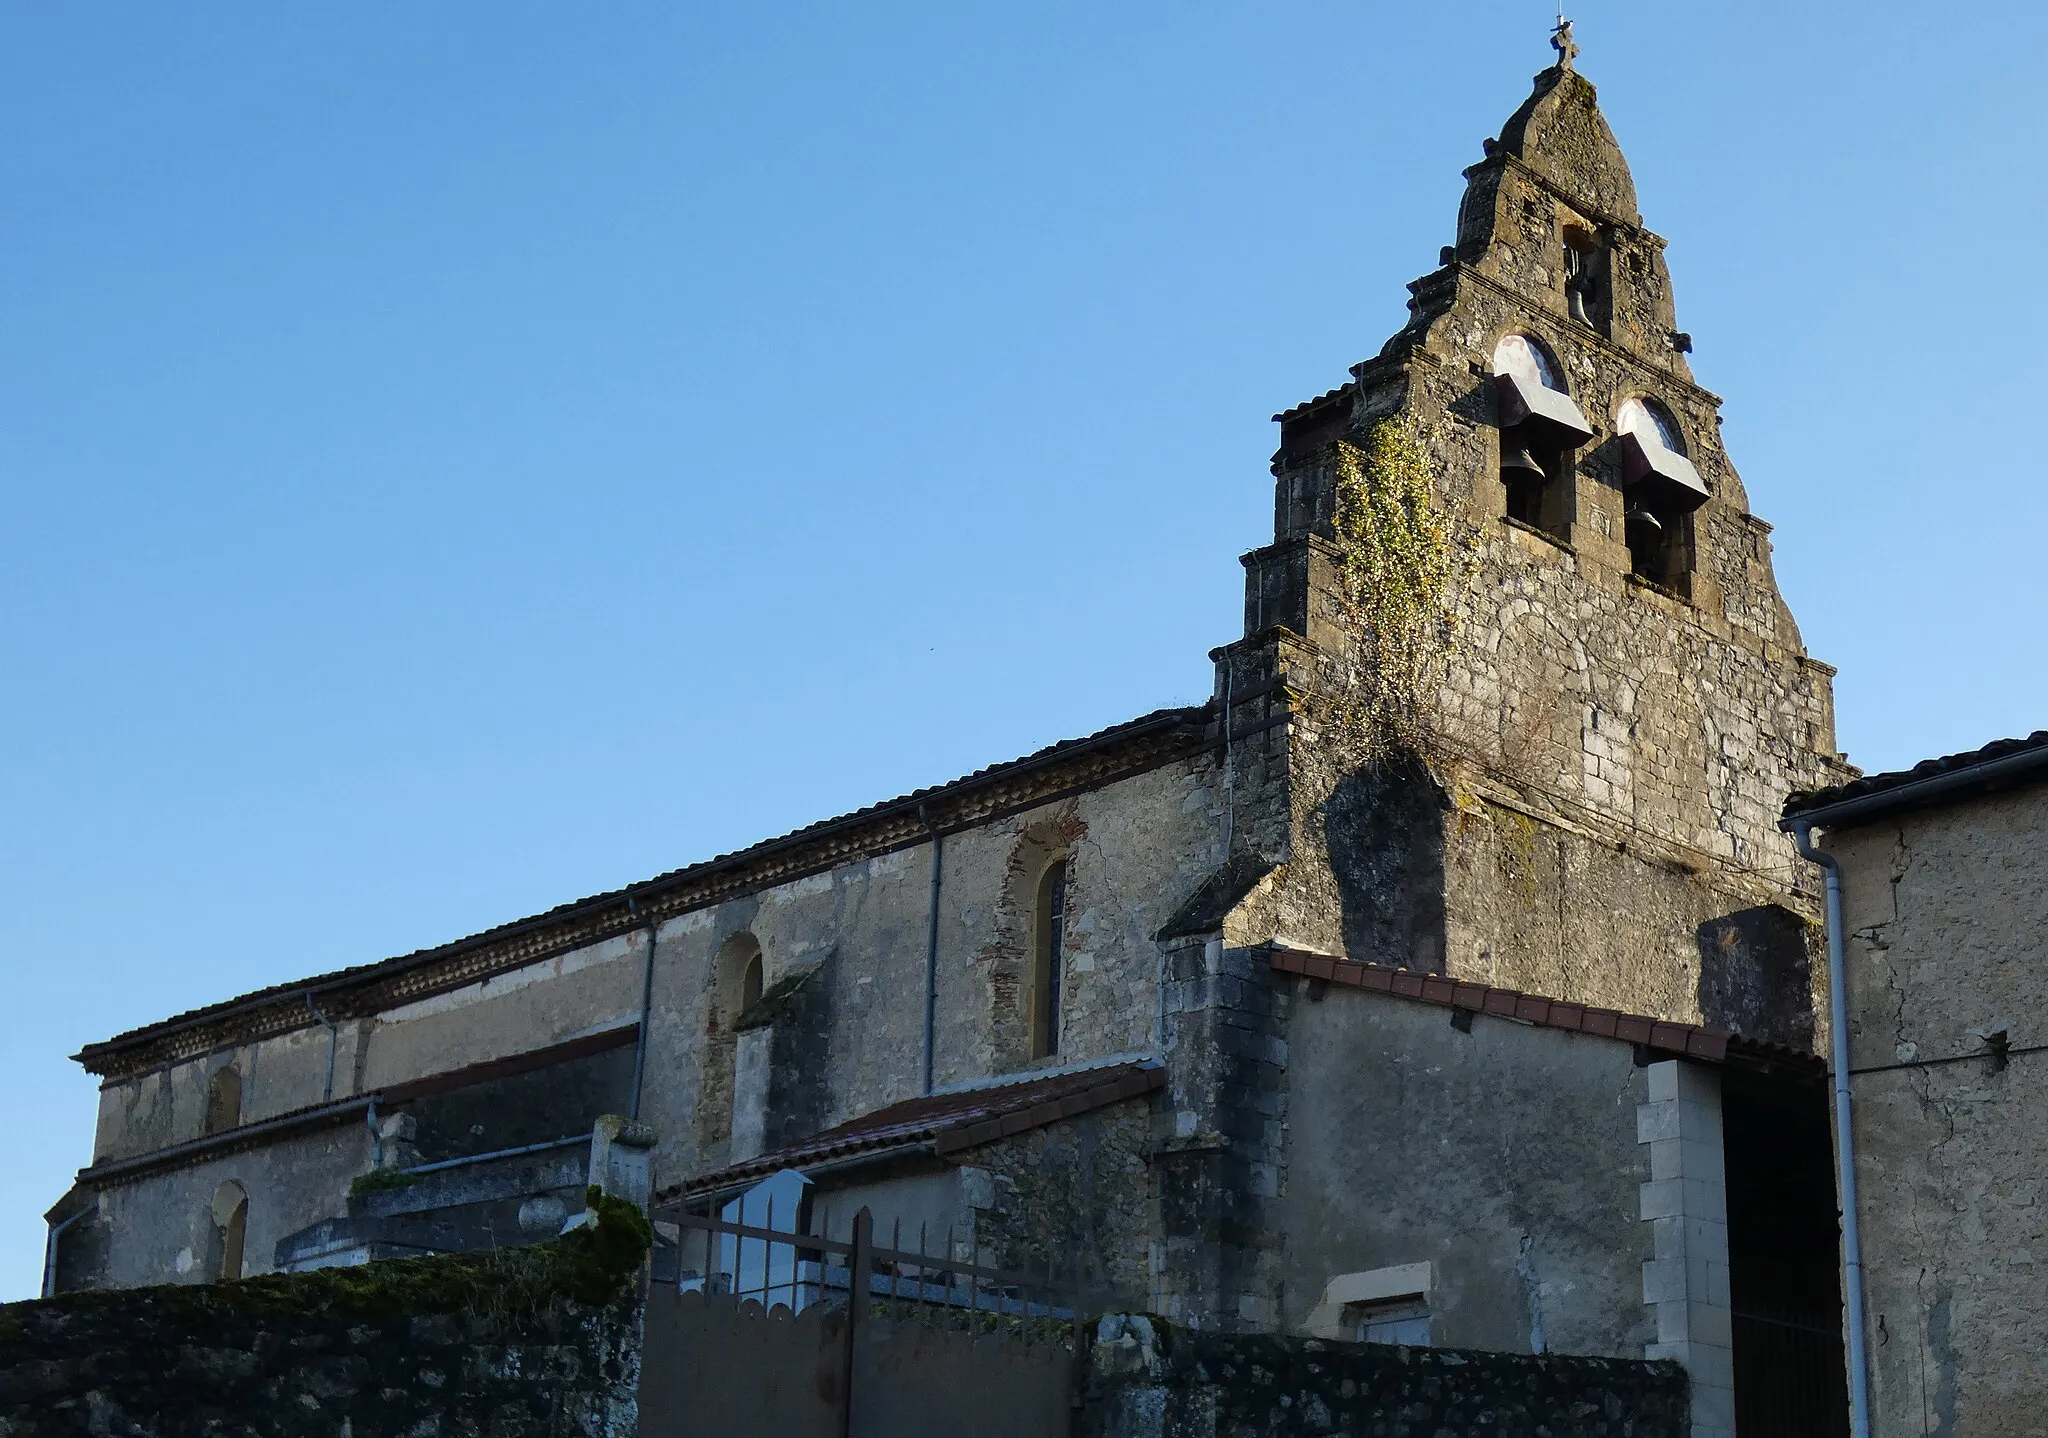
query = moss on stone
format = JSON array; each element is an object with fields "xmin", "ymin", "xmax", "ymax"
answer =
[
  {"xmin": 6, "ymin": 1187, "xmax": 652, "ymax": 1337},
  {"xmin": 346, "ymin": 1166, "xmax": 417, "ymax": 1199}
]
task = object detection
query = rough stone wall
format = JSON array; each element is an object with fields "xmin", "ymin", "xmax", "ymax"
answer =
[
  {"xmin": 953, "ymin": 1096, "xmax": 1154, "ymax": 1313},
  {"xmin": 1228, "ymin": 61, "xmax": 1844, "ymax": 1041},
  {"xmin": 1153, "ymin": 938, "xmax": 1291, "ymax": 1332},
  {"xmin": 1079, "ymin": 1317, "xmax": 1690, "ymax": 1438},
  {"xmin": 1827, "ymin": 790, "xmax": 2048, "ymax": 1435},
  {"xmin": 0, "ymin": 1212, "xmax": 646, "ymax": 1438},
  {"xmin": 1276, "ymin": 983, "xmax": 1656, "ymax": 1358}
]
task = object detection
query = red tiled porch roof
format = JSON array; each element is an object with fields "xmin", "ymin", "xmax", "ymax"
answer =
[
  {"xmin": 658, "ymin": 1059, "xmax": 1165, "ymax": 1202},
  {"xmin": 1269, "ymin": 946, "xmax": 1820, "ymax": 1072}
]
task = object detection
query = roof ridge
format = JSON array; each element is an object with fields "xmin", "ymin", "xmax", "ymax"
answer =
[
  {"xmin": 78, "ymin": 704, "xmax": 1212, "ymax": 1076},
  {"xmin": 1266, "ymin": 945, "xmax": 1819, "ymax": 1071}
]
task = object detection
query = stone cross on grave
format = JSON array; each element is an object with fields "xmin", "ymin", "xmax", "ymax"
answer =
[{"xmin": 1551, "ymin": 15, "xmax": 1579, "ymax": 72}]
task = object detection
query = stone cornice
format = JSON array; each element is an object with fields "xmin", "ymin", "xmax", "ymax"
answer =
[
  {"xmin": 1429, "ymin": 264, "xmax": 1723, "ymax": 410},
  {"xmin": 78, "ymin": 706, "xmax": 1214, "ymax": 1082}
]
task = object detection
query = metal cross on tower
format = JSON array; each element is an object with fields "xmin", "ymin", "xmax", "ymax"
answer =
[{"xmin": 1551, "ymin": 14, "xmax": 1580, "ymax": 72}]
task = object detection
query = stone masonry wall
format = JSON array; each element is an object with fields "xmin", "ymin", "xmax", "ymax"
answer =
[
  {"xmin": 955, "ymin": 1097, "xmax": 1155, "ymax": 1315},
  {"xmin": 0, "ymin": 1204, "xmax": 647, "ymax": 1438},
  {"xmin": 1230, "ymin": 60, "xmax": 1845, "ymax": 1041},
  {"xmin": 1080, "ymin": 1316, "xmax": 1690, "ymax": 1438}
]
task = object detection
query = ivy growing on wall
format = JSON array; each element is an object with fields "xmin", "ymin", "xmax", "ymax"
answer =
[{"xmin": 1322, "ymin": 416, "xmax": 1457, "ymax": 761}]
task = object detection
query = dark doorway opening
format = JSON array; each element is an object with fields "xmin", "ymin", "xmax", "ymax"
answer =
[{"xmin": 1722, "ymin": 1073, "xmax": 1850, "ymax": 1437}]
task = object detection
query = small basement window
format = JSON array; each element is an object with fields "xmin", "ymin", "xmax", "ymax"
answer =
[{"xmin": 1349, "ymin": 1295, "xmax": 1432, "ymax": 1346}]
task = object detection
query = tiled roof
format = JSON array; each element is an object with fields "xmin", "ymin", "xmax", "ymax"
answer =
[
  {"xmin": 1268, "ymin": 947, "xmax": 1819, "ymax": 1073},
  {"xmin": 659, "ymin": 1060, "xmax": 1165, "ymax": 1202},
  {"xmin": 76, "ymin": 706, "xmax": 1211, "ymax": 1074},
  {"xmin": 1272, "ymin": 382, "xmax": 1356, "ymax": 425},
  {"xmin": 1783, "ymin": 729, "xmax": 2048, "ymax": 825}
]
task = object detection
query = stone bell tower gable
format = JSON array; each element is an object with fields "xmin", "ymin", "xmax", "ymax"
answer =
[{"xmin": 1221, "ymin": 56, "xmax": 1850, "ymax": 1036}]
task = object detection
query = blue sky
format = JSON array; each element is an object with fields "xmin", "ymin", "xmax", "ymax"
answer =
[{"xmin": 4, "ymin": 2, "xmax": 2045, "ymax": 1298}]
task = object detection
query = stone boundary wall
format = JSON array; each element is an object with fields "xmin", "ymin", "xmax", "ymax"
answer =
[
  {"xmin": 0, "ymin": 1196, "xmax": 646, "ymax": 1438},
  {"xmin": 1080, "ymin": 1315, "xmax": 1690, "ymax": 1438}
]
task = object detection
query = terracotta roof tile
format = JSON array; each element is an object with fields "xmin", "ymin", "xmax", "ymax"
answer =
[
  {"xmin": 1784, "ymin": 728, "xmax": 2048, "ymax": 825},
  {"xmin": 1270, "ymin": 947, "xmax": 1816, "ymax": 1073},
  {"xmin": 78, "ymin": 706, "xmax": 1210, "ymax": 1071},
  {"xmin": 657, "ymin": 1060, "xmax": 1165, "ymax": 1203}
]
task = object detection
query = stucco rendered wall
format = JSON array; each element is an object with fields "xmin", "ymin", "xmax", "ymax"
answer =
[
  {"xmin": 93, "ymin": 1123, "xmax": 371, "ymax": 1289},
  {"xmin": 635, "ymin": 758, "xmax": 1221, "ymax": 1187},
  {"xmin": 75, "ymin": 756, "xmax": 1220, "ymax": 1291},
  {"xmin": 1277, "ymin": 983, "xmax": 1656, "ymax": 1359},
  {"xmin": 1828, "ymin": 789, "xmax": 2048, "ymax": 1435}
]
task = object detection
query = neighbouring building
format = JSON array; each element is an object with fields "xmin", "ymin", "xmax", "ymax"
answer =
[
  {"xmin": 46, "ymin": 26, "xmax": 1857, "ymax": 1438},
  {"xmin": 1783, "ymin": 731, "xmax": 2048, "ymax": 1435}
]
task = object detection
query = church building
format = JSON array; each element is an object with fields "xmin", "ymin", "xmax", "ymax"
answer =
[{"xmin": 47, "ymin": 30, "xmax": 1854, "ymax": 1438}]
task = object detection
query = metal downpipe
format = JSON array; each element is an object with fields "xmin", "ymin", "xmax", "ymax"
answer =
[
  {"xmin": 306, "ymin": 994, "xmax": 340, "ymax": 1103},
  {"xmin": 918, "ymin": 804, "xmax": 943, "ymax": 1096},
  {"xmin": 41, "ymin": 1207, "xmax": 91, "ymax": 1298},
  {"xmin": 1791, "ymin": 819, "xmax": 1874, "ymax": 1438},
  {"xmin": 629, "ymin": 904, "xmax": 658, "ymax": 1121}
]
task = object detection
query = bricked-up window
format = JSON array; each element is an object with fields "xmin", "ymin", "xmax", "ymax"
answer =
[
  {"xmin": 203, "ymin": 1065, "xmax": 242, "ymax": 1136},
  {"xmin": 740, "ymin": 953, "xmax": 764, "ymax": 1016},
  {"xmin": 1030, "ymin": 860, "xmax": 1067, "ymax": 1058}
]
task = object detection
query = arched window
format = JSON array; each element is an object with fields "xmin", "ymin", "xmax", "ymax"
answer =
[
  {"xmin": 209, "ymin": 1181, "xmax": 248, "ymax": 1282},
  {"xmin": 1491, "ymin": 335, "xmax": 1592, "ymax": 541},
  {"xmin": 697, "ymin": 932, "xmax": 765, "ymax": 1155},
  {"xmin": 1030, "ymin": 859, "xmax": 1068, "ymax": 1059},
  {"xmin": 740, "ymin": 952, "xmax": 764, "ymax": 1016},
  {"xmin": 1616, "ymin": 397, "xmax": 1708, "ymax": 592},
  {"xmin": 1563, "ymin": 225, "xmax": 1604, "ymax": 327},
  {"xmin": 204, "ymin": 1065, "xmax": 242, "ymax": 1136}
]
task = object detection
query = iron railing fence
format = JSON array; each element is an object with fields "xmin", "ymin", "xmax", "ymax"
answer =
[
  {"xmin": 657, "ymin": 1198, "xmax": 1083, "ymax": 1344},
  {"xmin": 1732, "ymin": 1309, "xmax": 1852, "ymax": 1438}
]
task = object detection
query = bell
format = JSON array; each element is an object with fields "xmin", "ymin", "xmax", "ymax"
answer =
[
  {"xmin": 1501, "ymin": 446, "xmax": 1546, "ymax": 480},
  {"xmin": 1626, "ymin": 505, "xmax": 1664, "ymax": 536}
]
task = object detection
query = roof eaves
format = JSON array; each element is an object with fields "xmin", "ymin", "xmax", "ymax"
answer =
[
  {"xmin": 77, "ymin": 706, "xmax": 1212, "ymax": 1073},
  {"xmin": 1783, "ymin": 730, "xmax": 2048, "ymax": 832},
  {"xmin": 1268, "ymin": 945, "xmax": 1816, "ymax": 1075}
]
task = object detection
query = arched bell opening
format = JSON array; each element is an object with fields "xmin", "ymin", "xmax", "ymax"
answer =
[
  {"xmin": 1617, "ymin": 396, "xmax": 1708, "ymax": 595},
  {"xmin": 1492, "ymin": 334, "xmax": 1592, "ymax": 542}
]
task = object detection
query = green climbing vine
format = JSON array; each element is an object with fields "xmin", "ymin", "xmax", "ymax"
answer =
[{"xmin": 1322, "ymin": 415, "xmax": 1457, "ymax": 761}]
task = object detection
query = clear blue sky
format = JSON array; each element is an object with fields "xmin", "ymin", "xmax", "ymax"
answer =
[{"xmin": 5, "ymin": 2, "xmax": 2045, "ymax": 1298}]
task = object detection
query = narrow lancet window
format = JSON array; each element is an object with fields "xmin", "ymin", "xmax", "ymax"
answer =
[
  {"xmin": 1031, "ymin": 860, "xmax": 1067, "ymax": 1058},
  {"xmin": 210, "ymin": 1181, "xmax": 248, "ymax": 1283},
  {"xmin": 1563, "ymin": 226, "xmax": 1603, "ymax": 328}
]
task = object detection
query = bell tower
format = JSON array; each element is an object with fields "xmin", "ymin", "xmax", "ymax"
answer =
[{"xmin": 1214, "ymin": 24, "xmax": 1853, "ymax": 1032}]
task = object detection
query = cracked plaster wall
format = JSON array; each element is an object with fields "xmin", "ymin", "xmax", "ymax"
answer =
[
  {"xmin": 1276, "ymin": 983, "xmax": 1655, "ymax": 1358},
  {"xmin": 1828, "ymin": 791, "xmax": 2048, "ymax": 1436}
]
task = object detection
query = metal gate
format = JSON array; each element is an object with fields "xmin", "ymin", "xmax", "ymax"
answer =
[
  {"xmin": 1732, "ymin": 1309, "xmax": 1851, "ymax": 1437},
  {"xmin": 639, "ymin": 1203, "xmax": 1080, "ymax": 1438}
]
